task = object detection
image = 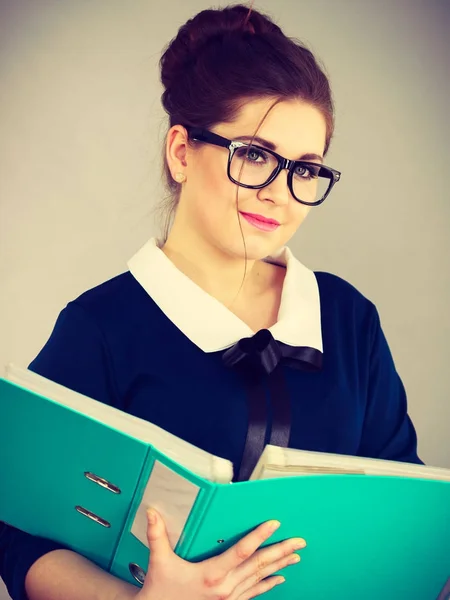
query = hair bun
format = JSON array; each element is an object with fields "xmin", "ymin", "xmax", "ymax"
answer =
[{"xmin": 160, "ymin": 5, "xmax": 282, "ymax": 91}]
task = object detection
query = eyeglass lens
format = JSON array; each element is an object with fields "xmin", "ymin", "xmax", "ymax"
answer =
[{"xmin": 231, "ymin": 145, "xmax": 330, "ymax": 204}]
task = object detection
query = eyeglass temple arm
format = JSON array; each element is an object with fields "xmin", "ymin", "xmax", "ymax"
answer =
[{"xmin": 185, "ymin": 127, "xmax": 232, "ymax": 150}]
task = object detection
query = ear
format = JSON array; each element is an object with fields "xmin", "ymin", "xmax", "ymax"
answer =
[{"xmin": 166, "ymin": 125, "xmax": 189, "ymax": 180}]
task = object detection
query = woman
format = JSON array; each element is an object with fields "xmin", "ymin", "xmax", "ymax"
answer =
[{"xmin": 0, "ymin": 4, "xmax": 422, "ymax": 600}]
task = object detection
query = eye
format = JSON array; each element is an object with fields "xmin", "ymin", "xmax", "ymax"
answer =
[
  {"xmin": 247, "ymin": 149, "xmax": 262, "ymax": 162},
  {"xmin": 294, "ymin": 163, "xmax": 320, "ymax": 179},
  {"xmin": 236, "ymin": 146, "xmax": 269, "ymax": 163}
]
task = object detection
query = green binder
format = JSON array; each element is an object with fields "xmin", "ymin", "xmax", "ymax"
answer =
[
  {"xmin": 111, "ymin": 450, "xmax": 450, "ymax": 599},
  {"xmin": 1, "ymin": 372, "xmax": 449, "ymax": 599}
]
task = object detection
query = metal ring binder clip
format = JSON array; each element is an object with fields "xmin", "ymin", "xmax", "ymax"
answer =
[
  {"xmin": 75, "ymin": 505, "xmax": 111, "ymax": 528},
  {"xmin": 129, "ymin": 563, "xmax": 146, "ymax": 585},
  {"xmin": 84, "ymin": 471, "xmax": 121, "ymax": 494}
]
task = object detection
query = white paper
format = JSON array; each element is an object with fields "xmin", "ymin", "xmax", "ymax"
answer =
[{"xmin": 131, "ymin": 460, "xmax": 200, "ymax": 549}]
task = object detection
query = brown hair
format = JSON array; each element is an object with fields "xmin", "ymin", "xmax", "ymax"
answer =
[{"xmin": 157, "ymin": 3, "xmax": 335, "ymax": 242}]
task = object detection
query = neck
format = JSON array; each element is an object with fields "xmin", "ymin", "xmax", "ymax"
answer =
[{"xmin": 161, "ymin": 227, "xmax": 265, "ymax": 308}]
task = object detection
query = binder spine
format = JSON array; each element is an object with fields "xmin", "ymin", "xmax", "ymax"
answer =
[
  {"xmin": 108, "ymin": 446, "xmax": 155, "ymax": 571},
  {"xmin": 175, "ymin": 484, "xmax": 218, "ymax": 560}
]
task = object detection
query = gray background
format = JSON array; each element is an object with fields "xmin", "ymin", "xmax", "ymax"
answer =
[{"xmin": 0, "ymin": 0, "xmax": 449, "ymax": 597}]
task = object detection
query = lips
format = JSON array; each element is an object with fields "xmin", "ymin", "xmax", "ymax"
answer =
[
  {"xmin": 239, "ymin": 212, "xmax": 280, "ymax": 232},
  {"xmin": 240, "ymin": 212, "xmax": 280, "ymax": 226}
]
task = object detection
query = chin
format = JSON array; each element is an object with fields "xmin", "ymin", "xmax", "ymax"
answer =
[{"xmin": 224, "ymin": 233, "xmax": 283, "ymax": 261}]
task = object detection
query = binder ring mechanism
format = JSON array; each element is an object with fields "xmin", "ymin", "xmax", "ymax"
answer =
[
  {"xmin": 129, "ymin": 563, "xmax": 146, "ymax": 585},
  {"xmin": 75, "ymin": 506, "xmax": 111, "ymax": 528},
  {"xmin": 84, "ymin": 471, "xmax": 121, "ymax": 494},
  {"xmin": 74, "ymin": 472, "xmax": 121, "ymax": 528}
]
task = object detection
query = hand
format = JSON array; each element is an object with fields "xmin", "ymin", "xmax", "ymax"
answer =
[{"xmin": 134, "ymin": 508, "xmax": 306, "ymax": 600}]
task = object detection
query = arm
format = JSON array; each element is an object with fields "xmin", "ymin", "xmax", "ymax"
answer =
[
  {"xmin": 24, "ymin": 511, "xmax": 305, "ymax": 600},
  {"xmin": 24, "ymin": 549, "xmax": 137, "ymax": 600},
  {"xmin": 358, "ymin": 305, "xmax": 423, "ymax": 464},
  {"xmin": 1, "ymin": 302, "xmax": 121, "ymax": 599}
]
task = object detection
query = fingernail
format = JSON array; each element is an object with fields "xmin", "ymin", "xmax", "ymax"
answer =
[
  {"xmin": 288, "ymin": 553, "xmax": 301, "ymax": 565},
  {"xmin": 268, "ymin": 520, "xmax": 281, "ymax": 532},
  {"xmin": 276, "ymin": 576, "xmax": 285, "ymax": 585},
  {"xmin": 292, "ymin": 538, "xmax": 306, "ymax": 549},
  {"xmin": 147, "ymin": 508, "xmax": 157, "ymax": 525}
]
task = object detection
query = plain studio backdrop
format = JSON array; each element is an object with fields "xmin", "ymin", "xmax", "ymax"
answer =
[{"xmin": 0, "ymin": 0, "xmax": 449, "ymax": 596}]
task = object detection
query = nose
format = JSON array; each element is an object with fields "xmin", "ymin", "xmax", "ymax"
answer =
[{"xmin": 258, "ymin": 168, "xmax": 291, "ymax": 206}]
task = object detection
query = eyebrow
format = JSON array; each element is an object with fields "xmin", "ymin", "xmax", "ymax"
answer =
[{"xmin": 234, "ymin": 135, "xmax": 324, "ymax": 163}]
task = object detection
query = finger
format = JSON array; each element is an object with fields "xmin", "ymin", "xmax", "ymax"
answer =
[
  {"xmin": 146, "ymin": 508, "xmax": 173, "ymax": 564},
  {"xmin": 234, "ymin": 536, "xmax": 306, "ymax": 583},
  {"xmin": 233, "ymin": 549, "xmax": 301, "ymax": 598},
  {"xmin": 208, "ymin": 520, "xmax": 281, "ymax": 579},
  {"xmin": 239, "ymin": 574, "xmax": 285, "ymax": 600}
]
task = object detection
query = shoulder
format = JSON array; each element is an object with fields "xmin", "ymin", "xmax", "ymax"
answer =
[
  {"xmin": 284, "ymin": 247, "xmax": 375, "ymax": 314},
  {"xmin": 74, "ymin": 271, "xmax": 139, "ymax": 307},
  {"xmin": 64, "ymin": 271, "xmax": 156, "ymax": 329},
  {"xmin": 314, "ymin": 270, "xmax": 375, "ymax": 311},
  {"xmin": 314, "ymin": 271, "xmax": 380, "ymax": 340},
  {"xmin": 72, "ymin": 271, "xmax": 148, "ymax": 313}
]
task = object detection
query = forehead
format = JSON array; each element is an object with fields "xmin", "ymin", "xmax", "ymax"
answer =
[{"xmin": 217, "ymin": 98, "xmax": 327, "ymax": 156}]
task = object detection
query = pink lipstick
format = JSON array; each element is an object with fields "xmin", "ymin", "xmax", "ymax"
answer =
[{"xmin": 239, "ymin": 212, "xmax": 280, "ymax": 232}]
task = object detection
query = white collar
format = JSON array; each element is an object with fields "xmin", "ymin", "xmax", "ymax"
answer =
[{"xmin": 127, "ymin": 238, "xmax": 323, "ymax": 354}]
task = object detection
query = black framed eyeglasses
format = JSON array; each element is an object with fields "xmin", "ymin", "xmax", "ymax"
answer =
[{"xmin": 185, "ymin": 126, "xmax": 341, "ymax": 206}]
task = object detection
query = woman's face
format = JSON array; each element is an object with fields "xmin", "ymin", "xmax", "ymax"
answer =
[{"xmin": 169, "ymin": 98, "xmax": 327, "ymax": 260}]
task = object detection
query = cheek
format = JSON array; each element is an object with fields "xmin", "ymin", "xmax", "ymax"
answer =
[
  {"xmin": 193, "ymin": 153, "xmax": 250, "ymax": 215},
  {"xmin": 276, "ymin": 204, "xmax": 311, "ymax": 245},
  {"xmin": 193, "ymin": 156, "xmax": 232, "ymax": 207},
  {"xmin": 288, "ymin": 204, "xmax": 311, "ymax": 230},
  {"xmin": 189, "ymin": 164, "xmax": 236, "ymax": 228}
]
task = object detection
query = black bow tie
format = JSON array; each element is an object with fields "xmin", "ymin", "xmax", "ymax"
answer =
[
  {"xmin": 222, "ymin": 329, "xmax": 322, "ymax": 375},
  {"xmin": 221, "ymin": 328, "xmax": 322, "ymax": 482}
]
